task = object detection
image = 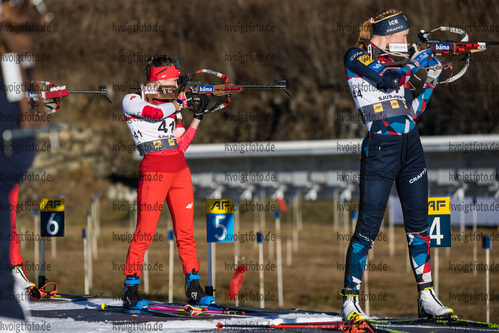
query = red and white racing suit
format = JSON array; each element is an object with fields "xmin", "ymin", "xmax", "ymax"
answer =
[{"xmin": 122, "ymin": 93, "xmax": 200, "ymax": 276}]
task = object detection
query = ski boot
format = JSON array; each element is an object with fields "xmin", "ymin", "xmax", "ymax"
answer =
[
  {"xmin": 12, "ymin": 265, "xmax": 40, "ymax": 300},
  {"xmin": 185, "ymin": 270, "xmax": 217, "ymax": 306},
  {"xmin": 12, "ymin": 265, "xmax": 34, "ymax": 290},
  {"xmin": 418, "ymin": 286, "xmax": 454, "ymax": 318},
  {"xmin": 122, "ymin": 275, "xmax": 148, "ymax": 309},
  {"xmin": 341, "ymin": 288, "xmax": 368, "ymax": 322}
]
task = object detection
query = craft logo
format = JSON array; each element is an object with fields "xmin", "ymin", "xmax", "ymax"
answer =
[
  {"xmin": 349, "ymin": 51, "xmax": 364, "ymax": 61},
  {"xmin": 198, "ymin": 85, "xmax": 214, "ymax": 93},
  {"xmin": 435, "ymin": 43, "xmax": 451, "ymax": 51},
  {"xmin": 409, "ymin": 168, "xmax": 426, "ymax": 184}
]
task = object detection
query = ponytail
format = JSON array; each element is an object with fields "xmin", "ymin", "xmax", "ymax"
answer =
[{"xmin": 356, "ymin": 19, "xmax": 373, "ymax": 48}]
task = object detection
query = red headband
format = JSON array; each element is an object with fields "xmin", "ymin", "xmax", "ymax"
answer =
[{"xmin": 149, "ymin": 65, "xmax": 180, "ymax": 81}]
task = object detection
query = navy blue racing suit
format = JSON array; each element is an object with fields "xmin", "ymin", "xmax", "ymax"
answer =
[
  {"xmin": 342, "ymin": 43, "xmax": 437, "ymax": 292},
  {"xmin": 0, "ymin": 75, "xmax": 35, "ymax": 320}
]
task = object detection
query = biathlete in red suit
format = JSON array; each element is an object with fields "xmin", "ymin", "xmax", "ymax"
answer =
[{"xmin": 121, "ymin": 55, "xmax": 214, "ymax": 309}]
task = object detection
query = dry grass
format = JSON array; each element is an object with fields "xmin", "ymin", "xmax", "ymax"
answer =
[{"xmin": 14, "ymin": 199, "xmax": 499, "ymax": 322}]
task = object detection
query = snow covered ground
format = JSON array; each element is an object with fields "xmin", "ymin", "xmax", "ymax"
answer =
[{"xmin": 24, "ymin": 297, "xmax": 343, "ymax": 333}]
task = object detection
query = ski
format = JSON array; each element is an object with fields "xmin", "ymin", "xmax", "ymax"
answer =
[
  {"xmin": 210, "ymin": 303, "xmax": 300, "ymax": 315},
  {"xmin": 100, "ymin": 302, "xmax": 243, "ymax": 319},
  {"xmin": 53, "ymin": 291, "xmax": 105, "ymax": 302},
  {"xmin": 369, "ymin": 315, "xmax": 499, "ymax": 331},
  {"xmin": 55, "ymin": 291, "xmax": 104, "ymax": 299},
  {"xmin": 100, "ymin": 304, "xmax": 191, "ymax": 318},
  {"xmin": 216, "ymin": 320, "xmax": 378, "ymax": 332},
  {"xmin": 149, "ymin": 303, "xmax": 246, "ymax": 316},
  {"xmin": 148, "ymin": 301, "xmax": 302, "ymax": 316},
  {"xmin": 30, "ymin": 291, "xmax": 104, "ymax": 303}
]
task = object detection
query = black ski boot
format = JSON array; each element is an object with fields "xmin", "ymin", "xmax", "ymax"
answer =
[
  {"xmin": 122, "ymin": 275, "xmax": 148, "ymax": 309},
  {"xmin": 185, "ymin": 270, "xmax": 217, "ymax": 305}
]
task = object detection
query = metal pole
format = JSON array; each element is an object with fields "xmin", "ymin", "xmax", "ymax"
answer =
[
  {"xmin": 275, "ymin": 211, "xmax": 283, "ymax": 307},
  {"xmin": 83, "ymin": 229, "xmax": 89, "ymax": 294},
  {"xmin": 483, "ymin": 235, "xmax": 491, "ymax": 323},
  {"xmin": 87, "ymin": 209, "xmax": 93, "ymax": 289},
  {"xmin": 473, "ymin": 197, "xmax": 477, "ymax": 277},
  {"xmin": 234, "ymin": 199, "xmax": 240, "ymax": 266},
  {"xmin": 34, "ymin": 209, "xmax": 39, "ymax": 283},
  {"xmin": 257, "ymin": 232, "xmax": 265, "ymax": 308},
  {"xmin": 38, "ymin": 235, "xmax": 46, "ymax": 288},
  {"xmin": 168, "ymin": 230, "xmax": 174, "ymax": 303}
]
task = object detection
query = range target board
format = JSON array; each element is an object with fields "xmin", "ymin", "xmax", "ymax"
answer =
[
  {"xmin": 206, "ymin": 199, "xmax": 234, "ymax": 243},
  {"xmin": 40, "ymin": 198, "xmax": 65, "ymax": 237},
  {"xmin": 428, "ymin": 197, "xmax": 451, "ymax": 247}
]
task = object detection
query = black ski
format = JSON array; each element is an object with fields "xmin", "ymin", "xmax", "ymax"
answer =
[
  {"xmin": 30, "ymin": 291, "xmax": 104, "ymax": 303},
  {"xmin": 369, "ymin": 315, "xmax": 499, "ymax": 331},
  {"xmin": 148, "ymin": 301, "xmax": 304, "ymax": 316},
  {"xmin": 100, "ymin": 304, "xmax": 191, "ymax": 318}
]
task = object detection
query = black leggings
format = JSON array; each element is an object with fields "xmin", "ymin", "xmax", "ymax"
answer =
[
  {"xmin": 0, "ymin": 83, "xmax": 35, "ymax": 320},
  {"xmin": 344, "ymin": 128, "xmax": 430, "ymax": 290}
]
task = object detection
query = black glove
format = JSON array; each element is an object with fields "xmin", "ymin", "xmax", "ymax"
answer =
[
  {"xmin": 177, "ymin": 75, "xmax": 189, "ymax": 92},
  {"xmin": 193, "ymin": 94, "xmax": 210, "ymax": 120}
]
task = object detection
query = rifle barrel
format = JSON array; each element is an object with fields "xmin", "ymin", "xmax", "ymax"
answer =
[
  {"xmin": 67, "ymin": 90, "xmax": 112, "ymax": 103},
  {"xmin": 238, "ymin": 84, "xmax": 287, "ymax": 88},
  {"xmin": 67, "ymin": 90, "xmax": 105, "ymax": 94},
  {"xmin": 238, "ymin": 84, "xmax": 292, "ymax": 97},
  {"xmin": 460, "ymin": 41, "xmax": 499, "ymax": 45}
]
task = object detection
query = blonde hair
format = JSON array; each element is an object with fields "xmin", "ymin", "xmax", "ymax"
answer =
[{"xmin": 356, "ymin": 9, "xmax": 401, "ymax": 48}]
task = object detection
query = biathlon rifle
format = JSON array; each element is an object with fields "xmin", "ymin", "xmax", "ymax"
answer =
[
  {"xmin": 141, "ymin": 69, "xmax": 291, "ymax": 113},
  {"xmin": 2, "ymin": 81, "xmax": 111, "ymax": 151},
  {"xmin": 382, "ymin": 26, "xmax": 499, "ymax": 84},
  {"xmin": 26, "ymin": 80, "xmax": 112, "ymax": 114}
]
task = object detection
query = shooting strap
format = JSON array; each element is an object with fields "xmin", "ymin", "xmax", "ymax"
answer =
[
  {"xmin": 207, "ymin": 96, "xmax": 231, "ymax": 113},
  {"xmin": 194, "ymin": 69, "xmax": 230, "ymax": 85},
  {"xmin": 192, "ymin": 69, "xmax": 232, "ymax": 112}
]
